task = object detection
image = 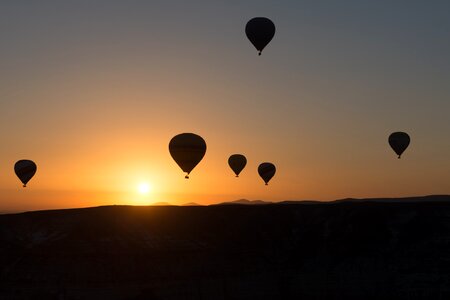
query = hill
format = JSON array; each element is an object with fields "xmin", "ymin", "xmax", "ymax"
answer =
[
  {"xmin": 216, "ymin": 199, "xmax": 271, "ymax": 205},
  {"xmin": 150, "ymin": 201, "xmax": 173, "ymax": 206},
  {"xmin": 182, "ymin": 202, "xmax": 202, "ymax": 206},
  {"xmin": 0, "ymin": 195, "xmax": 449, "ymax": 299}
]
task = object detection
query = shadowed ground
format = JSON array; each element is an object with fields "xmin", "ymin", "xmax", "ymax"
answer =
[{"xmin": 0, "ymin": 195, "xmax": 449, "ymax": 299}]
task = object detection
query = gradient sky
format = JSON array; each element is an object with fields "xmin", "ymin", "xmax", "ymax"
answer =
[{"xmin": 1, "ymin": 1, "xmax": 449, "ymax": 211}]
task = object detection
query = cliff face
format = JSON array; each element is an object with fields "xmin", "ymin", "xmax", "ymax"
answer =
[{"xmin": 0, "ymin": 196, "xmax": 450, "ymax": 299}]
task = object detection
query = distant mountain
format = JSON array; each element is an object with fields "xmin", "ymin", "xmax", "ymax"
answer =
[
  {"xmin": 216, "ymin": 199, "xmax": 272, "ymax": 205},
  {"xmin": 278, "ymin": 195, "xmax": 450, "ymax": 205},
  {"xmin": 182, "ymin": 202, "xmax": 202, "ymax": 206},
  {"xmin": 150, "ymin": 201, "xmax": 173, "ymax": 206},
  {"xmin": 278, "ymin": 200, "xmax": 323, "ymax": 205},
  {"xmin": 333, "ymin": 194, "xmax": 450, "ymax": 203},
  {"xmin": 0, "ymin": 194, "xmax": 449, "ymax": 299}
]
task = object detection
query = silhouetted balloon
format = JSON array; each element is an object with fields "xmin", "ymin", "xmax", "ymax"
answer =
[
  {"xmin": 228, "ymin": 154, "xmax": 247, "ymax": 177},
  {"xmin": 14, "ymin": 160, "xmax": 37, "ymax": 187},
  {"xmin": 388, "ymin": 132, "xmax": 410, "ymax": 159},
  {"xmin": 245, "ymin": 17, "xmax": 275, "ymax": 55},
  {"xmin": 258, "ymin": 162, "xmax": 276, "ymax": 185},
  {"xmin": 169, "ymin": 133, "xmax": 206, "ymax": 179}
]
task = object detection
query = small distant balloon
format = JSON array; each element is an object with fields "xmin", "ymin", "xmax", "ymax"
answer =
[
  {"xmin": 245, "ymin": 17, "xmax": 276, "ymax": 55},
  {"xmin": 169, "ymin": 133, "xmax": 206, "ymax": 179},
  {"xmin": 14, "ymin": 160, "xmax": 37, "ymax": 187},
  {"xmin": 228, "ymin": 154, "xmax": 247, "ymax": 177},
  {"xmin": 388, "ymin": 132, "xmax": 410, "ymax": 159},
  {"xmin": 258, "ymin": 162, "xmax": 276, "ymax": 185}
]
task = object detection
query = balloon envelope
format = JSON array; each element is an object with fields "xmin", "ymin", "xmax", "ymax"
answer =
[
  {"xmin": 14, "ymin": 160, "xmax": 37, "ymax": 187},
  {"xmin": 258, "ymin": 162, "xmax": 276, "ymax": 185},
  {"xmin": 228, "ymin": 154, "xmax": 247, "ymax": 177},
  {"xmin": 169, "ymin": 133, "xmax": 206, "ymax": 178},
  {"xmin": 388, "ymin": 132, "xmax": 410, "ymax": 158},
  {"xmin": 245, "ymin": 17, "xmax": 275, "ymax": 55}
]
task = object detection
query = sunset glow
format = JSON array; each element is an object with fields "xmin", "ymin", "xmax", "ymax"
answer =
[
  {"xmin": 137, "ymin": 183, "xmax": 151, "ymax": 195},
  {"xmin": 0, "ymin": 1, "xmax": 449, "ymax": 212}
]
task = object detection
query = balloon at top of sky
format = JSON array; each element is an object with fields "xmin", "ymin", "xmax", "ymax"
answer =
[
  {"xmin": 169, "ymin": 133, "xmax": 206, "ymax": 179},
  {"xmin": 258, "ymin": 162, "xmax": 276, "ymax": 185},
  {"xmin": 14, "ymin": 159, "xmax": 37, "ymax": 187},
  {"xmin": 388, "ymin": 132, "xmax": 410, "ymax": 159},
  {"xmin": 245, "ymin": 17, "xmax": 276, "ymax": 56},
  {"xmin": 228, "ymin": 154, "xmax": 247, "ymax": 177}
]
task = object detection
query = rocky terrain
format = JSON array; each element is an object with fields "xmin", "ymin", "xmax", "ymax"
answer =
[{"xmin": 0, "ymin": 195, "xmax": 449, "ymax": 299}]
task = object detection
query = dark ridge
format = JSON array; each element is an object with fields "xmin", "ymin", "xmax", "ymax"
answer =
[
  {"xmin": 0, "ymin": 195, "xmax": 449, "ymax": 299},
  {"xmin": 151, "ymin": 201, "xmax": 173, "ymax": 206},
  {"xmin": 182, "ymin": 202, "xmax": 203, "ymax": 206},
  {"xmin": 215, "ymin": 199, "xmax": 272, "ymax": 205},
  {"xmin": 333, "ymin": 194, "xmax": 450, "ymax": 203},
  {"xmin": 279, "ymin": 194, "xmax": 450, "ymax": 205}
]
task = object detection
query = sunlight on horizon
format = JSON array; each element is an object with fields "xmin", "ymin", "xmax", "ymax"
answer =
[
  {"xmin": 0, "ymin": 1, "xmax": 449, "ymax": 212},
  {"xmin": 137, "ymin": 182, "xmax": 151, "ymax": 195}
]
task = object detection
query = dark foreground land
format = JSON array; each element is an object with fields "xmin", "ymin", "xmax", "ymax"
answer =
[{"xmin": 0, "ymin": 195, "xmax": 450, "ymax": 300}]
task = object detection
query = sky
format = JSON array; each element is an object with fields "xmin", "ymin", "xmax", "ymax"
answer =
[{"xmin": 0, "ymin": 0, "xmax": 449, "ymax": 211}]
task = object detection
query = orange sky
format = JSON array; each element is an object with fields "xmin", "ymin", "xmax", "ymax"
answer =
[{"xmin": 0, "ymin": 2, "xmax": 449, "ymax": 211}]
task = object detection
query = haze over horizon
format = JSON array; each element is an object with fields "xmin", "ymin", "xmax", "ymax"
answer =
[{"xmin": 1, "ymin": 1, "xmax": 449, "ymax": 211}]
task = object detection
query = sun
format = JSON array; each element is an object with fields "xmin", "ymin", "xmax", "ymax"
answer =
[{"xmin": 137, "ymin": 182, "xmax": 151, "ymax": 195}]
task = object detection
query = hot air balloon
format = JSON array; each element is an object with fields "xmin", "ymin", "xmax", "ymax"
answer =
[
  {"xmin": 169, "ymin": 133, "xmax": 206, "ymax": 178},
  {"xmin": 245, "ymin": 17, "xmax": 275, "ymax": 55},
  {"xmin": 14, "ymin": 160, "xmax": 37, "ymax": 187},
  {"xmin": 228, "ymin": 154, "xmax": 247, "ymax": 177},
  {"xmin": 388, "ymin": 132, "xmax": 410, "ymax": 158},
  {"xmin": 258, "ymin": 162, "xmax": 276, "ymax": 185}
]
